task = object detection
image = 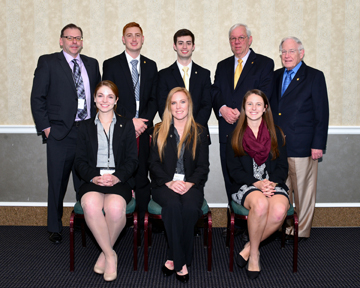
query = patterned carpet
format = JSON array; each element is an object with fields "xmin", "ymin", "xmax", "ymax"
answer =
[{"xmin": 0, "ymin": 225, "xmax": 359, "ymax": 288}]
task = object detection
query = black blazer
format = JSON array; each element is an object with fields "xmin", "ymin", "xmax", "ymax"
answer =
[
  {"xmin": 102, "ymin": 52, "xmax": 158, "ymax": 129},
  {"xmin": 74, "ymin": 114, "xmax": 138, "ymax": 188},
  {"xmin": 270, "ymin": 62, "xmax": 329, "ymax": 157},
  {"xmin": 30, "ymin": 52, "xmax": 101, "ymax": 140},
  {"xmin": 157, "ymin": 61, "xmax": 212, "ymax": 128},
  {"xmin": 211, "ymin": 49, "xmax": 274, "ymax": 143},
  {"xmin": 226, "ymin": 128, "xmax": 288, "ymax": 195},
  {"xmin": 149, "ymin": 125, "xmax": 209, "ymax": 190}
]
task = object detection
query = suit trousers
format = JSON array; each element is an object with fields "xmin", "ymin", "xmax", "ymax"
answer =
[
  {"xmin": 220, "ymin": 142, "xmax": 233, "ymax": 204},
  {"xmin": 135, "ymin": 131, "xmax": 151, "ymax": 226},
  {"xmin": 286, "ymin": 156, "xmax": 318, "ymax": 238},
  {"xmin": 46, "ymin": 126, "xmax": 81, "ymax": 233},
  {"xmin": 152, "ymin": 186, "xmax": 203, "ymax": 271}
]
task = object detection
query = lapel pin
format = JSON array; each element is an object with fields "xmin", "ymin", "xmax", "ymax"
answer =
[
  {"xmin": 144, "ymin": 61, "xmax": 146, "ymax": 64},
  {"xmin": 170, "ymin": 134, "xmax": 172, "ymax": 138},
  {"xmin": 251, "ymin": 62, "xmax": 254, "ymax": 64},
  {"xmin": 195, "ymin": 71, "xmax": 198, "ymax": 74},
  {"xmin": 120, "ymin": 124, "xmax": 122, "ymax": 127},
  {"xmin": 297, "ymin": 78, "xmax": 299, "ymax": 81}
]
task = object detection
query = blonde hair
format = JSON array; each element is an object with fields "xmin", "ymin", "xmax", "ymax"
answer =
[{"xmin": 153, "ymin": 87, "xmax": 200, "ymax": 161}]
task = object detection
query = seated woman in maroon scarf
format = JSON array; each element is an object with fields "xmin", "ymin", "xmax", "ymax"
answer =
[{"xmin": 226, "ymin": 89, "xmax": 290, "ymax": 280}]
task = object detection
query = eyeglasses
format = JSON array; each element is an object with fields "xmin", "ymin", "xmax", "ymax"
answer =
[
  {"xmin": 62, "ymin": 36, "xmax": 83, "ymax": 42},
  {"xmin": 230, "ymin": 36, "xmax": 248, "ymax": 43},
  {"xmin": 280, "ymin": 49, "xmax": 300, "ymax": 56}
]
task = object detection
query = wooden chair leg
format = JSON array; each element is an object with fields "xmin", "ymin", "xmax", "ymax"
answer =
[
  {"xmin": 144, "ymin": 212, "xmax": 149, "ymax": 272},
  {"xmin": 207, "ymin": 211, "xmax": 212, "ymax": 271},
  {"xmin": 203, "ymin": 215, "xmax": 208, "ymax": 247},
  {"xmin": 70, "ymin": 211, "xmax": 75, "ymax": 272},
  {"xmin": 81, "ymin": 218, "xmax": 86, "ymax": 247},
  {"xmin": 133, "ymin": 211, "xmax": 138, "ymax": 271},
  {"xmin": 229, "ymin": 211, "xmax": 235, "ymax": 272},
  {"xmin": 226, "ymin": 207, "xmax": 231, "ymax": 247}
]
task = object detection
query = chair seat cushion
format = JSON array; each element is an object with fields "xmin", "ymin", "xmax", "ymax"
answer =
[
  {"xmin": 148, "ymin": 198, "xmax": 209, "ymax": 215},
  {"xmin": 73, "ymin": 198, "xmax": 136, "ymax": 215},
  {"xmin": 231, "ymin": 200, "xmax": 294, "ymax": 216}
]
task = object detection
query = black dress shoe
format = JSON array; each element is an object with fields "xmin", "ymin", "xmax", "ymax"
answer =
[
  {"xmin": 49, "ymin": 232, "xmax": 62, "ymax": 244},
  {"xmin": 285, "ymin": 235, "xmax": 307, "ymax": 244},
  {"xmin": 176, "ymin": 273, "xmax": 189, "ymax": 283},
  {"xmin": 235, "ymin": 253, "xmax": 248, "ymax": 268},
  {"xmin": 161, "ymin": 265, "xmax": 175, "ymax": 276},
  {"xmin": 194, "ymin": 226, "xmax": 201, "ymax": 237}
]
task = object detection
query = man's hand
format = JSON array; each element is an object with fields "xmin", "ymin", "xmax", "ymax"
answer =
[
  {"xmin": 220, "ymin": 106, "xmax": 240, "ymax": 124},
  {"xmin": 311, "ymin": 149, "xmax": 323, "ymax": 160},
  {"xmin": 44, "ymin": 127, "xmax": 51, "ymax": 138},
  {"xmin": 133, "ymin": 118, "xmax": 148, "ymax": 137}
]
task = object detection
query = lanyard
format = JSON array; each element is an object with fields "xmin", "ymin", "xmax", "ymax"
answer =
[{"xmin": 103, "ymin": 128, "xmax": 111, "ymax": 169}]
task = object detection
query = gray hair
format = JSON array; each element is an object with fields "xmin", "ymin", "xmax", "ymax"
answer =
[
  {"xmin": 229, "ymin": 23, "xmax": 251, "ymax": 38},
  {"xmin": 279, "ymin": 36, "xmax": 304, "ymax": 52}
]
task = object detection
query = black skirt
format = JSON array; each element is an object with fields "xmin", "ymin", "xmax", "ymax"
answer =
[{"xmin": 79, "ymin": 181, "xmax": 132, "ymax": 204}]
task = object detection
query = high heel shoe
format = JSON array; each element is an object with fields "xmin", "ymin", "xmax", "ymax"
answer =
[
  {"xmin": 94, "ymin": 252, "xmax": 105, "ymax": 274},
  {"xmin": 235, "ymin": 253, "xmax": 248, "ymax": 268},
  {"xmin": 162, "ymin": 265, "xmax": 175, "ymax": 276},
  {"xmin": 176, "ymin": 272, "xmax": 189, "ymax": 283},
  {"xmin": 104, "ymin": 251, "xmax": 117, "ymax": 282},
  {"xmin": 246, "ymin": 255, "xmax": 261, "ymax": 280}
]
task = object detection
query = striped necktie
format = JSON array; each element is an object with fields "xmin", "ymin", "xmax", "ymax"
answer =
[
  {"xmin": 72, "ymin": 59, "xmax": 87, "ymax": 120},
  {"xmin": 131, "ymin": 59, "xmax": 140, "ymax": 118}
]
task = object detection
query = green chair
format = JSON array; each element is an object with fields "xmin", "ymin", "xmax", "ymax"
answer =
[
  {"xmin": 226, "ymin": 200, "xmax": 298, "ymax": 272},
  {"xmin": 144, "ymin": 198, "xmax": 212, "ymax": 271},
  {"xmin": 69, "ymin": 197, "xmax": 139, "ymax": 271}
]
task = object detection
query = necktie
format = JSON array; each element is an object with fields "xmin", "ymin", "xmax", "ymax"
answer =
[
  {"xmin": 131, "ymin": 59, "xmax": 140, "ymax": 118},
  {"xmin": 72, "ymin": 59, "xmax": 87, "ymax": 120},
  {"xmin": 182, "ymin": 66, "xmax": 189, "ymax": 90},
  {"xmin": 234, "ymin": 59, "xmax": 243, "ymax": 89},
  {"xmin": 281, "ymin": 70, "xmax": 294, "ymax": 96}
]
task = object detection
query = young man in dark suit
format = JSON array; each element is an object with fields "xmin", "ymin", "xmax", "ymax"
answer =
[
  {"xmin": 31, "ymin": 23, "xmax": 101, "ymax": 244},
  {"xmin": 271, "ymin": 37, "xmax": 329, "ymax": 243},
  {"xmin": 102, "ymin": 22, "xmax": 158, "ymax": 226},
  {"xmin": 157, "ymin": 29, "xmax": 212, "ymax": 141},
  {"xmin": 211, "ymin": 23, "xmax": 274, "ymax": 204}
]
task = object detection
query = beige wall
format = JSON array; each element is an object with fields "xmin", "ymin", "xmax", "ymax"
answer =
[{"xmin": 0, "ymin": 0, "xmax": 359, "ymax": 126}]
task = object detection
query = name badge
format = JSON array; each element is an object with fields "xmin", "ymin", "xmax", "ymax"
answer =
[
  {"xmin": 100, "ymin": 169, "xmax": 115, "ymax": 176},
  {"xmin": 78, "ymin": 99, "xmax": 85, "ymax": 110},
  {"xmin": 136, "ymin": 100, "xmax": 140, "ymax": 112},
  {"xmin": 173, "ymin": 173, "xmax": 185, "ymax": 181}
]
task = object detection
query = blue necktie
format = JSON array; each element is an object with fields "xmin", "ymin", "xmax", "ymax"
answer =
[
  {"xmin": 72, "ymin": 59, "xmax": 87, "ymax": 120},
  {"xmin": 281, "ymin": 70, "xmax": 294, "ymax": 97},
  {"xmin": 131, "ymin": 60, "xmax": 140, "ymax": 118}
]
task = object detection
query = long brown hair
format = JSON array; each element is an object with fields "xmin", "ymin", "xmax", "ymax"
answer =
[
  {"xmin": 231, "ymin": 89, "xmax": 285, "ymax": 160},
  {"xmin": 153, "ymin": 87, "xmax": 200, "ymax": 161},
  {"xmin": 94, "ymin": 80, "xmax": 119, "ymax": 114}
]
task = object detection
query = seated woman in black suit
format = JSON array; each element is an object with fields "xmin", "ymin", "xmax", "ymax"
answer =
[
  {"xmin": 227, "ymin": 89, "xmax": 289, "ymax": 279},
  {"xmin": 74, "ymin": 80, "xmax": 138, "ymax": 282},
  {"xmin": 149, "ymin": 87, "xmax": 209, "ymax": 283}
]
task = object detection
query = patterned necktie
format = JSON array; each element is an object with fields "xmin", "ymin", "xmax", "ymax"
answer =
[
  {"xmin": 182, "ymin": 66, "xmax": 189, "ymax": 90},
  {"xmin": 72, "ymin": 59, "xmax": 87, "ymax": 120},
  {"xmin": 131, "ymin": 59, "xmax": 140, "ymax": 118},
  {"xmin": 282, "ymin": 70, "xmax": 294, "ymax": 96},
  {"xmin": 234, "ymin": 59, "xmax": 243, "ymax": 89}
]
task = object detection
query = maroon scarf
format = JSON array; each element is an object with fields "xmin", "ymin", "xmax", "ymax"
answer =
[{"xmin": 242, "ymin": 120, "xmax": 271, "ymax": 166}]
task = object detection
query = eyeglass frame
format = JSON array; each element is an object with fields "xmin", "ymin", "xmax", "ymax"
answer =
[
  {"xmin": 61, "ymin": 36, "xmax": 83, "ymax": 42},
  {"xmin": 279, "ymin": 49, "xmax": 302, "ymax": 56},
  {"xmin": 229, "ymin": 36, "xmax": 248, "ymax": 43}
]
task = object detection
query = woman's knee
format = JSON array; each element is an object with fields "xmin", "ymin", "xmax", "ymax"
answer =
[
  {"xmin": 250, "ymin": 196, "xmax": 269, "ymax": 217},
  {"xmin": 104, "ymin": 198, "xmax": 126, "ymax": 221},
  {"xmin": 269, "ymin": 202, "xmax": 288, "ymax": 223}
]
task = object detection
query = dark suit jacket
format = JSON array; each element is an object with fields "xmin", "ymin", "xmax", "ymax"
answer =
[
  {"xmin": 102, "ymin": 52, "xmax": 158, "ymax": 129},
  {"xmin": 226, "ymin": 128, "xmax": 288, "ymax": 195},
  {"xmin": 212, "ymin": 49, "xmax": 274, "ymax": 143},
  {"xmin": 31, "ymin": 52, "xmax": 101, "ymax": 140},
  {"xmin": 270, "ymin": 62, "xmax": 329, "ymax": 157},
  {"xmin": 149, "ymin": 125, "xmax": 209, "ymax": 190},
  {"xmin": 157, "ymin": 61, "xmax": 212, "ymax": 128},
  {"xmin": 74, "ymin": 114, "xmax": 138, "ymax": 188}
]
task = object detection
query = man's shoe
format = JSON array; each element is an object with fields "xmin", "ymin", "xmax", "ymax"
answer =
[
  {"xmin": 222, "ymin": 227, "xmax": 244, "ymax": 238},
  {"xmin": 285, "ymin": 235, "xmax": 307, "ymax": 244},
  {"xmin": 49, "ymin": 232, "xmax": 62, "ymax": 244}
]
